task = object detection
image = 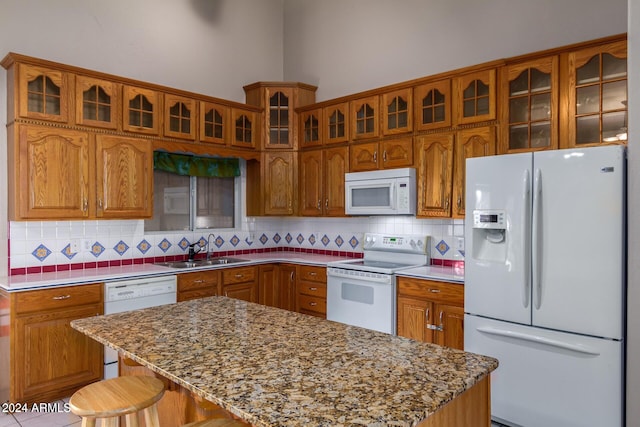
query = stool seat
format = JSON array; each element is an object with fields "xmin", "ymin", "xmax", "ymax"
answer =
[
  {"xmin": 183, "ymin": 419, "xmax": 248, "ymax": 427},
  {"xmin": 70, "ymin": 376, "xmax": 165, "ymax": 427}
]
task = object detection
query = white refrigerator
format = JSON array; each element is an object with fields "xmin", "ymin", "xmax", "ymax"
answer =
[{"xmin": 464, "ymin": 145, "xmax": 625, "ymax": 427}]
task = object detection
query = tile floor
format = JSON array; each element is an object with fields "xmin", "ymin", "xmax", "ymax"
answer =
[{"xmin": 0, "ymin": 398, "xmax": 81, "ymax": 427}]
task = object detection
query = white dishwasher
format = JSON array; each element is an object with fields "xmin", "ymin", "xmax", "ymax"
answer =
[{"xmin": 103, "ymin": 275, "xmax": 177, "ymax": 379}]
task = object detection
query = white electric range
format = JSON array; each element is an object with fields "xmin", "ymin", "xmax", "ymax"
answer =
[{"xmin": 326, "ymin": 233, "xmax": 430, "ymax": 334}]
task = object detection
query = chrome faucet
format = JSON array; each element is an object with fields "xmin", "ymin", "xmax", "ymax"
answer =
[{"xmin": 206, "ymin": 234, "xmax": 216, "ymax": 260}]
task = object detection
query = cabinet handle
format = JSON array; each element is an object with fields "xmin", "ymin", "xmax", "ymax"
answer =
[
  {"xmin": 325, "ymin": 199, "xmax": 328, "ymax": 209},
  {"xmin": 82, "ymin": 198, "xmax": 88, "ymax": 212},
  {"xmin": 373, "ymin": 151, "xmax": 377, "ymax": 162},
  {"xmin": 317, "ymin": 200, "xmax": 321, "ymax": 210},
  {"xmin": 98, "ymin": 199, "xmax": 103, "ymax": 209},
  {"xmin": 383, "ymin": 150, "xmax": 387, "ymax": 162},
  {"xmin": 309, "ymin": 302, "xmax": 317, "ymax": 306},
  {"xmin": 429, "ymin": 289, "xmax": 440, "ymax": 293},
  {"xmin": 457, "ymin": 196, "xmax": 462, "ymax": 209},
  {"xmin": 235, "ymin": 274, "xmax": 243, "ymax": 278},
  {"xmin": 193, "ymin": 280, "xmax": 204, "ymax": 284},
  {"xmin": 425, "ymin": 308, "xmax": 430, "ymax": 321},
  {"xmin": 445, "ymin": 197, "xmax": 449, "ymax": 210},
  {"xmin": 290, "ymin": 271, "xmax": 295, "ymax": 282},
  {"xmin": 439, "ymin": 310, "xmax": 444, "ymax": 330},
  {"xmin": 309, "ymin": 287, "xmax": 317, "ymax": 291},
  {"xmin": 52, "ymin": 294, "xmax": 71, "ymax": 300},
  {"xmin": 309, "ymin": 272, "xmax": 317, "ymax": 276}
]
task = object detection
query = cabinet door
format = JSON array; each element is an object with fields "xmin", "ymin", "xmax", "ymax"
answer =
[
  {"xmin": 279, "ymin": 264, "xmax": 297, "ymax": 311},
  {"xmin": 381, "ymin": 137, "xmax": 413, "ymax": 169},
  {"xmin": 258, "ymin": 264, "xmax": 278, "ymax": 307},
  {"xmin": 164, "ymin": 94, "xmax": 196, "ymax": 140},
  {"xmin": 13, "ymin": 304, "xmax": 103, "ymax": 402},
  {"xmin": 434, "ymin": 303, "xmax": 465, "ymax": 350},
  {"xmin": 231, "ymin": 108, "xmax": 258, "ymax": 149},
  {"xmin": 349, "ymin": 142, "xmax": 379, "ymax": 172},
  {"xmin": 453, "ymin": 69, "xmax": 496, "ymax": 125},
  {"xmin": 95, "ymin": 135, "xmax": 153, "ymax": 218},
  {"xmin": 500, "ymin": 56, "xmax": 558, "ymax": 153},
  {"xmin": 17, "ymin": 64, "xmax": 69, "ymax": 123},
  {"xmin": 299, "ymin": 150, "xmax": 323, "ymax": 216},
  {"xmin": 15, "ymin": 125, "xmax": 90, "ymax": 219},
  {"xmin": 350, "ymin": 96, "xmax": 379, "ymax": 140},
  {"xmin": 200, "ymin": 102, "xmax": 229, "ymax": 145},
  {"xmin": 299, "ymin": 109, "xmax": 322, "ymax": 148},
  {"xmin": 223, "ymin": 282, "xmax": 258, "ymax": 303},
  {"xmin": 397, "ymin": 296, "xmax": 433, "ymax": 343},
  {"xmin": 264, "ymin": 151, "xmax": 296, "ymax": 215},
  {"xmin": 122, "ymin": 85, "xmax": 160, "ymax": 135},
  {"xmin": 264, "ymin": 87, "xmax": 295, "ymax": 148},
  {"xmin": 75, "ymin": 76, "xmax": 119, "ymax": 129},
  {"xmin": 416, "ymin": 134, "xmax": 454, "ymax": 217},
  {"xmin": 324, "ymin": 146, "xmax": 348, "ymax": 216},
  {"xmin": 414, "ymin": 79, "xmax": 452, "ymax": 131},
  {"xmin": 381, "ymin": 88, "xmax": 413, "ymax": 135},
  {"xmin": 323, "ymin": 102, "xmax": 350, "ymax": 144},
  {"xmin": 452, "ymin": 126, "xmax": 496, "ymax": 218},
  {"xmin": 566, "ymin": 40, "xmax": 627, "ymax": 147}
]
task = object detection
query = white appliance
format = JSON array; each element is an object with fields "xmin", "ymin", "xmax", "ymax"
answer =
[
  {"xmin": 464, "ymin": 145, "xmax": 625, "ymax": 427},
  {"xmin": 327, "ymin": 233, "xmax": 430, "ymax": 334},
  {"xmin": 103, "ymin": 275, "xmax": 177, "ymax": 379},
  {"xmin": 345, "ymin": 168, "xmax": 416, "ymax": 215}
]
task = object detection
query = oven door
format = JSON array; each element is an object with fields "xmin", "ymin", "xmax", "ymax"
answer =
[{"xmin": 326, "ymin": 267, "xmax": 396, "ymax": 334}]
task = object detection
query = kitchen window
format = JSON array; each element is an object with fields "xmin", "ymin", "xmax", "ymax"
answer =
[{"xmin": 144, "ymin": 153, "xmax": 241, "ymax": 232}]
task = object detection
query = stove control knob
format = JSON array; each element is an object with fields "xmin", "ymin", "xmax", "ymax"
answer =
[{"xmin": 410, "ymin": 239, "xmax": 417, "ymax": 249}]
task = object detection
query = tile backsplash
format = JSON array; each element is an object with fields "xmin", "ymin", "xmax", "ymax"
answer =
[{"xmin": 8, "ymin": 216, "xmax": 464, "ymax": 275}]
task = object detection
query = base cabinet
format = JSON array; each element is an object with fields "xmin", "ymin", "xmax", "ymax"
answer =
[
  {"xmin": 296, "ymin": 265, "xmax": 327, "ymax": 318},
  {"xmin": 222, "ymin": 266, "xmax": 258, "ymax": 303},
  {"xmin": 178, "ymin": 271, "xmax": 220, "ymax": 302},
  {"xmin": 7, "ymin": 284, "xmax": 104, "ymax": 403},
  {"xmin": 397, "ymin": 277, "xmax": 464, "ymax": 350}
]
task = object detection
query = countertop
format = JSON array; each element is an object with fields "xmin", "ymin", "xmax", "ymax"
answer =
[
  {"xmin": 71, "ymin": 296, "xmax": 496, "ymax": 427},
  {"xmin": 0, "ymin": 252, "xmax": 464, "ymax": 292}
]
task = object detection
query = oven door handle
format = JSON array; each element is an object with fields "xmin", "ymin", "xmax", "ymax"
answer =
[{"xmin": 327, "ymin": 268, "xmax": 392, "ymax": 284}]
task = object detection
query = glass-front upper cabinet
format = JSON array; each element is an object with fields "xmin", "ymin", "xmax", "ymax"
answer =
[
  {"xmin": 567, "ymin": 40, "xmax": 627, "ymax": 146},
  {"xmin": 414, "ymin": 79, "xmax": 451, "ymax": 132},
  {"xmin": 500, "ymin": 56, "xmax": 558, "ymax": 153},
  {"xmin": 164, "ymin": 94, "xmax": 196, "ymax": 140},
  {"xmin": 75, "ymin": 76, "xmax": 119, "ymax": 129},
  {"xmin": 350, "ymin": 95, "xmax": 379, "ymax": 140},
  {"xmin": 200, "ymin": 102, "xmax": 229, "ymax": 145},
  {"xmin": 231, "ymin": 107, "xmax": 257, "ymax": 149},
  {"xmin": 17, "ymin": 64, "xmax": 69, "ymax": 123},
  {"xmin": 123, "ymin": 85, "xmax": 159, "ymax": 135},
  {"xmin": 299, "ymin": 108, "xmax": 322, "ymax": 148},
  {"xmin": 381, "ymin": 88, "xmax": 412, "ymax": 136},
  {"xmin": 453, "ymin": 69, "xmax": 496, "ymax": 125},
  {"xmin": 324, "ymin": 101, "xmax": 349, "ymax": 144}
]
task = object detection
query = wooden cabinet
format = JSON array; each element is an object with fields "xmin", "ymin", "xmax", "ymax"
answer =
[
  {"xmin": 222, "ymin": 266, "xmax": 258, "ymax": 303},
  {"xmin": 231, "ymin": 107, "xmax": 258, "ymax": 149},
  {"xmin": 278, "ymin": 264, "xmax": 297, "ymax": 311},
  {"xmin": 415, "ymin": 133, "xmax": 454, "ymax": 217},
  {"xmin": 453, "ymin": 69, "xmax": 496, "ymax": 125},
  {"xmin": 8, "ymin": 284, "xmax": 104, "ymax": 403},
  {"xmin": 414, "ymin": 79, "xmax": 452, "ymax": 132},
  {"xmin": 349, "ymin": 137, "xmax": 413, "ymax": 172},
  {"xmin": 299, "ymin": 108, "xmax": 323, "ymax": 148},
  {"xmin": 452, "ymin": 126, "xmax": 496, "ymax": 218},
  {"xmin": 263, "ymin": 151, "xmax": 297, "ymax": 215},
  {"xmin": 122, "ymin": 85, "xmax": 160, "ymax": 135},
  {"xmin": 258, "ymin": 264, "xmax": 278, "ymax": 307},
  {"xmin": 565, "ymin": 39, "xmax": 627, "ymax": 147},
  {"xmin": 296, "ymin": 265, "xmax": 327, "ymax": 318},
  {"xmin": 244, "ymin": 82, "xmax": 317, "ymax": 149},
  {"xmin": 397, "ymin": 277, "xmax": 464, "ymax": 350},
  {"xmin": 178, "ymin": 270, "xmax": 220, "ymax": 302},
  {"xmin": 323, "ymin": 102, "xmax": 350, "ymax": 144},
  {"xmin": 500, "ymin": 56, "xmax": 559, "ymax": 153},
  {"xmin": 164, "ymin": 94, "xmax": 196, "ymax": 140},
  {"xmin": 381, "ymin": 88, "xmax": 413, "ymax": 135},
  {"xmin": 75, "ymin": 75, "xmax": 119, "ymax": 129},
  {"xmin": 350, "ymin": 95, "xmax": 379, "ymax": 140},
  {"xmin": 199, "ymin": 101, "xmax": 229, "ymax": 145},
  {"xmin": 299, "ymin": 147, "xmax": 348, "ymax": 216},
  {"xmin": 95, "ymin": 135, "xmax": 153, "ymax": 218}
]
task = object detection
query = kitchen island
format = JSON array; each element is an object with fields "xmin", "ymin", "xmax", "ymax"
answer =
[{"xmin": 71, "ymin": 296, "xmax": 497, "ymax": 427}]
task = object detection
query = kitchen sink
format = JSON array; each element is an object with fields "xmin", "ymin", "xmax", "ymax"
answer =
[{"xmin": 156, "ymin": 257, "xmax": 249, "ymax": 269}]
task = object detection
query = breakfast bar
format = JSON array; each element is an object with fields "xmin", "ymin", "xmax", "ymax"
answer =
[{"xmin": 71, "ymin": 296, "xmax": 497, "ymax": 427}]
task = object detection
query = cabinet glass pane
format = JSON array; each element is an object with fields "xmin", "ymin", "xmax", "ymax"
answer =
[
  {"xmin": 530, "ymin": 69, "xmax": 551, "ymax": 92},
  {"xmin": 576, "ymin": 86, "xmax": 600, "ymax": 115},
  {"xmin": 509, "ymin": 125, "xmax": 529, "ymax": 150},
  {"xmin": 329, "ymin": 110, "xmax": 345, "ymax": 139},
  {"xmin": 388, "ymin": 114, "xmax": 397, "ymax": 129},
  {"xmin": 510, "ymin": 71, "xmax": 529, "ymax": 96},
  {"xmin": 169, "ymin": 102, "xmax": 191, "ymax": 134},
  {"xmin": 602, "ymin": 53, "xmax": 627, "ymax": 80},
  {"xmin": 129, "ymin": 94, "xmax": 153, "ymax": 128},
  {"xmin": 463, "ymin": 100, "xmax": 475, "ymax": 117},
  {"xmin": 477, "ymin": 96, "xmax": 489, "ymax": 115},
  {"xmin": 83, "ymin": 86, "xmax": 111, "ymax": 122},
  {"xmin": 463, "ymin": 83, "xmax": 476, "ymax": 99},
  {"xmin": 182, "ymin": 118, "xmax": 190, "ymax": 134},
  {"xmin": 576, "ymin": 116, "xmax": 600, "ymax": 144},
  {"xmin": 477, "ymin": 81, "xmax": 489, "ymax": 96},
  {"xmin": 434, "ymin": 105, "xmax": 445, "ymax": 122},
  {"xmin": 398, "ymin": 111, "xmax": 407, "ymax": 128},
  {"xmin": 421, "ymin": 89, "xmax": 445, "ymax": 125},
  {"xmin": 27, "ymin": 75, "xmax": 61, "ymax": 115},
  {"xmin": 602, "ymin": 111, "xmax": 627, "ymax": 142},
  {"xmin": 531, "ymin": 122, "xmax": 551, "ymax": 148},
  {"xmin": 98, "ymin": 104, "xmax": 111, "ymax": 122},
  {"xmin": 170, "ymin": 116, "xmax": 179, "ymax": 131},
  {"xmin": 577, "ymin": 56, "xmax": 600, "ymax": 84},
  {"xmin": 388, "ymin": 98, "xmax": 398, "ymax": 113},
  {"xmin": 356, "ymin": 104, "xmax": 374, "ymax": 134},
  {"xmin": 28, "ymin": 92, "xmax": 43, "ymax": 113},
  {"xmin": 602, "ymin": 80, "xmax": 627, "ymax": 111},
  {"xmin": 45, "ymin": 95, "xmax": 61, "ymax": 115},
  {"xmin": 531, "ymin": 93, "xmax": 551, "ymax": 121},
  {"xmin": 509, "ymin": 97, "xmax": 528, "ymax": 123},
  {"xmin": 235, "ymin": 115, "xmax": 252, "ymax": 142},
  {"xmin": 142, "ymin": 112, "xmax": 153, "ymax": 128}
]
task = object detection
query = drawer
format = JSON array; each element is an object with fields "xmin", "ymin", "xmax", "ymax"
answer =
[
  {"xmin": 298, "ymin": 265, "xmax": 326, "ymax": 283},
  {"xmin": 298, "ymin": 282, "xmax": 326, "ymax": 298},
  {"xmin": 222, "ymin": 266, "xmax": 256, "ymax": 285},
  {"xmin": 178, "ymin": 288, "xmax": 218, "ymax": 302},
  {"xmin": 298, "ymin": 294, "xmax": 326, "ymax": 315},
  {"xmin": 397, "ymin": 277, "xmax": 463, "ymax": 306},
  {"xmin": 178, "ymin": 271, "xmax": 220, "ymax": 291},
  {"xmin": 13, "ymin": 283, "xmax": 103, "ymax": 314}
]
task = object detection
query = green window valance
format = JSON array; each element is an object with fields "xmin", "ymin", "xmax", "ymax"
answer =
[{"xmin": 153, "ymin": 151, "xmax": 240, "ymax": 178}]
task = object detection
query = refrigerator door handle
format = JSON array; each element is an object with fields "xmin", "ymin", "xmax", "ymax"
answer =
[
  {"xmin": 532, "ymin": 168, "xmax": 543, "ymax": 310},
  {"xmin": 475, "ymin": 326, "xmax": 601, "ymax": 356},
  {"xmin": 522, "ymin": 169, "xmax": 531, "ymax": 309}
]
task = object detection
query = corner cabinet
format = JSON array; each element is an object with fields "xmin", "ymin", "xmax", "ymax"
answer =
[
  {"xmin": 397, "ymin": 277, "xmax": 464, "ymax": 350},
  {"xmin": 248, "ymin": 151, "xmax": 297, "ymax": 216}
]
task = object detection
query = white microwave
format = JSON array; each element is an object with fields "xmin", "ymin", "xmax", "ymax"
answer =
[{"xmin": 345, "ymin": 168, "xmax": 416, "ymax": 215}]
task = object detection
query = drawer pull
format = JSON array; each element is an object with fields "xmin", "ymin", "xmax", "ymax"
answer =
[
  {"xmin": 429, "ymin": 289, "xmax": 441, "ymax": 293},
  {"xmin": 235, "ymin": 274, "xmax": 243, "ymax": 278},
  {"xmin": 308, "ymin": 287, "xmax": 317, "ymax": 291},
  {"xmin": 52, "ymin": 294, "xmax": 71, "ymax": 300},
  {"xmin": 193, "ymin": 280, "xmax": 204, "ymax": 284},
  {"xmin": 309, "ymin": 272, "xmax": 317, "ymax": 276},
  {"xmin": 309, "ymin": 302, "xmax": 317, "ymax": 307}
]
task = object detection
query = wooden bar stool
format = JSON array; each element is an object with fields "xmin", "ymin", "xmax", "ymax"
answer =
[
  {"xmin": 69, "ymin": 376, "xmax": 165, "ymax": 427},
  {"xmin": 183, "ymin": 420, "xmax": 248, "ymax": 427}
]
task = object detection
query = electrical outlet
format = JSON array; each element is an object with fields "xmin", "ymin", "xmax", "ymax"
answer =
[
  {"xmin": 70, "ymin": 239, "xmax": 80, "ymax": 253},
  {"xmin": 83, "ymin": 239, "xmax": 92, "ymax": 251},
  {"xmin": 456, "ymin": 237, "xmax": 465, "ymax": 251}
]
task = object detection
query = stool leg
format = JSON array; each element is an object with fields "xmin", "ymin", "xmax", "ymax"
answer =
[
  {"xmin": 81, "ymin": 418, "xmax": 96, "ymax": 427},
  {"xmin": 143, "ymin": 404, "xmax": 161, "ymax": 427},
  {"xmin": 103, "ymin": 417, "xmax": 119, "ymax": 427},
  {"xmin": 124, "ymin": 412, "xmax": 139, "ymax": 427}
]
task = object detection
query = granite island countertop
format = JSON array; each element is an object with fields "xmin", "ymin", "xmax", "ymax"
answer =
[{"xmin": 71, "ymin": 297, "xmax": 497, "ymax": 427}]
